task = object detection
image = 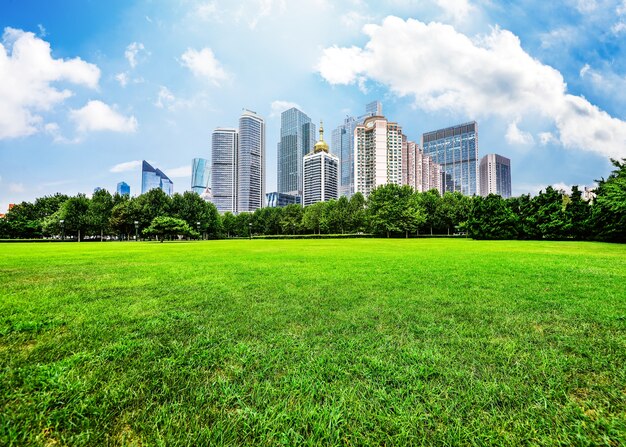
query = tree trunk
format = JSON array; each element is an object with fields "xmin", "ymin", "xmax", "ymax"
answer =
[
  {"xmin": 78, "ymin": 229, "xmax": 81, "ymax": 242},
  {"xmin": 447, "ymin": 226, "xmax": 450, "ymax": 236},
  {"xmin": 405, "ymin": 230, "xmax": 408, "ymax": 238},
  {"xmin": 387, "ymin": 231, "xmax": 390, "ymax": 238},
  {"xmin": 430, "ymin": 226, "xmax": 433, "ymax": 236},
  {"xmin": 101, "ymin": 228, "xmax": 104, "ymax": 241}
]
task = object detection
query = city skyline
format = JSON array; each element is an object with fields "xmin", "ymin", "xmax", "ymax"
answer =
[{"xmin": 2, "ymin": 1, "xmax": 626, "ymax": 212}]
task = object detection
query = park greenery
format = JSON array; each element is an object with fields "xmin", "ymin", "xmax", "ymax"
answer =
[{"xmin": 1, "ymin": 158, "xmax": 625, "ymax": 242}]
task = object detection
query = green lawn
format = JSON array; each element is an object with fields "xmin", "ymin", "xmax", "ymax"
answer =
[{"xmin": 1, "ymin": 239, "xmax": 625, "ymax": 446}]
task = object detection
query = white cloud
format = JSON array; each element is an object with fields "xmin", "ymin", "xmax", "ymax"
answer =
[
  {"xmin": 155, "ymin": 86, "xmax": 176, "ymax": 109},
  {"xmin": 180, "ymin": 47, "xmax": 228, "ymax": 85},
  {"xmin": 341, "ymin": 11, "xmax": 374, "ymax": 28},
  {"xmin": 37, "ymin": 24, "xmax": 47, "ymax": 37},
  {"xmin": 44, "ymin": 122, "xmax": 79, "ymax": 144},
  {"xmin": 0, "ymin": 27, "xmax": 100, "ymax": 139},
  {"xmin": 164, "ymin": 166, "xmax": 191, "ymax": 179},
  {"xmin": 249, "ymin": 0, "xmax": 286, "ymax": 29},
  {"xmin": 317, "ymin": 16, "xmax": 626, "ymax": 159},
  {"xmin": 611, "ymin": 21, "xmax": 626, "ymax": 34},
  {"xmin": 539, "ymin": 132, "xmax": 557, "ymax": 145},
  {"xmin": 9, "ymin": 183, "xmax": 25, "ymax": 193},
  {"xmin": 195, "ymin": 2, "xmax": 218, "ymax": 20},
  {"xmin": 506, "ymin": 120, "xmax": 535, "ymax": 145},
  {"xmin": 435, "ymin": 0, "xmax": 475, "ymax": 23},
  {"xmin": 270, "ymin": 100, "xmax": 302, "ymax": 118},
  {"xmin": 115, "ymin": 72, "xmax": 129, "ymax": 87},
  {"xmin": 124, "ymin": 42, "xmax": 145, "ymax": 68},
  {"xmin": 575, "ymin": 0, "xmax": 597, "ymax": 13},
  {"xmin": 70, "ymin": 100, "xmax": 138, "ymax": 133},
  {"xmin": 110, "ymin": 160, "xmax": 142, "ymax": 173}
]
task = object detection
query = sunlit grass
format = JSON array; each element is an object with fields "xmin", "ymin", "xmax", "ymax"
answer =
[{"xmin": 1, "ymin": 239, "xmax": 625, "ymax": 445}]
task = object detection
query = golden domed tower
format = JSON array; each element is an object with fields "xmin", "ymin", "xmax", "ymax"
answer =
[{"xmin": 313, "ymin": 121, "xmax": 329, "ymax": 153}]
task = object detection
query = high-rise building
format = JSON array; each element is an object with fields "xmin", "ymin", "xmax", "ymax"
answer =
[
  {"xmin": 141, "ymin": 160, "xmax": 173, "ymax": 196},
  {"xmin": 303, "ymin": 123, "xmax": 339, "ymax": 206},
  {"xmin": 354, "ymin": 115, "xmax": 403, "ymax": 197},
  {"xmin": 116, "ymin": 181, "xmax": 130, "ymax": 196},
  {"xmin": 238, "ymin": 109, "xmax": 265, "ymax": 213},
  {"xmin": 479, "ymin": 154, "xmax": 511, "ymax": 198},
  {"xmin": 278, "ymin": 108, "xmax": 315, "ymax": 198},
  {"xmin": 331, "ymin": 101, "xmax": 382, "ymax": 197},
  {"xmin": 266, "ymin": 192, "xmax": 301, "ymax": 208},
  {"xmin": 191, "ymin": 158, "xmax": 211, "ymax": 195},
  {"xmin": 421, "ymin": 122, "xmax": 479, "ymax": 195},
  {"xmin": 211, "ymin": 128, "xmax": 238, "ymax": 213},
  {"xmin": 402, "ymin": 138, "xmax": 443, "ymax": 194}
]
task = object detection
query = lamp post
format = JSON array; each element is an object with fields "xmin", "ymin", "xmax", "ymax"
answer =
[
  {"xmin": 59, "ymin": 219, "xmax": 65, "ymax": 241},
  {"xmin": 249, "ymin": 222, "xmax": 252, "ymax": 240},
  {"xmin": 134, "ymin": 221, "xmax": 139, "ymax": 241},
  {"xmin": 196, "ymin": 221, "xmax": 201, "ymax": 240}
]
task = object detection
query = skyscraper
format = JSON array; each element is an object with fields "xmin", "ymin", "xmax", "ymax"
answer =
[
  {"xmin": 278, "ymin": 108, "xmax": 315, "ymax": 198},
  {"xmin": 116, "ymin": 181, "xmax": 130, "ymax": 196},
  {"xmin": 141, "ymin": 160, "xmax": 173, "ymax": 196},
  {"xmin": 421, "ymin": 122, "xmax": 479, "ymax": 196},
  {"xmin": 354, "ymin": 115, "xmax": 403, "ymax": 197},
  {"xmin": 479, "ymin": 154, "xmax": 512, "ymax": 198},
  {"xmin": 211, "ymin": 128, "xmax": 238, "ymax": 213},
  {"xmin": 331, "ymin": 101, "xmax": 382, "ymax": 197},
  {"xmin": 303, "ymin": 123, "xmax": 339, "ymax": 206},
  {"xmin": 402, "ymin": 139, "xmax": 443, "ymax": 194},
  {"xmin": 191, "ymin": 158, "xmax": 211, "ymax": 195},
  {"xmin": 238, "ymin": 109, "xmax": 265, "ymax": 213}
]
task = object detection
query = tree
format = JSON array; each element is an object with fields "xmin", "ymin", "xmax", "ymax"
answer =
[
  {"xmin": 142, "ymin": 216, "xmax": 197, "ymax": 241},
  {"xmin": 332, "ymin": 196, "xmax": 350, "ymax": 234},
  {"xmin": 467, "ymin": 194, "xmax": 519, "ymax": 240},
  {"xmin": 348, "ymin": 192, "xmax": 366, "ymax": 233},
  {"xmin": 592, "ymin": 158, "xmax": 626, "ymax": 242},
  {"xmin": 281, "ymin": 204, "xmax": 303, "ymax": 235},
  {"xmin": 534, "ymin": 186, "xmax": 568, "ymax": 239},
  {"xmin": 438, "ymin": 192, "xmax": 471, "ymax": 235},
  {"xmin": 88, "ymin": 189, "xmax": 114, "ymax": 240},
  {"xmin": 400, "ymin": 191, "xmax": 426, "ymax": 238},
  {"xmin": 566, "ymin": 186, "xmax": 592, "ymax": 240},
  {"xmin": 222, "ymin": 212, "xmax": 237, "ymax": 238},
  {"xmin": 109, "ymin": 197, "xmax": 141, "ymax": 240},
  {"xmin": 416, "ymin": 189, "xmax": 441, "ymax": 235},
  {"xmin": 366, "ymin": 184, "xmax": 414, "ymax": 237},
  {"xmin": 136, "ymin": 188, "xmax": 172, "ymax": 228},
  {"xmin": 171, "ymin": 191, "xmax": 221, "ymax": 239},
  {"xmin": 58, "ymin": 194, "xmax": 90, "ymax": 241},
  {"xmin": 302, "ymin": 202, "xmax": 326, "ymax": 234}
]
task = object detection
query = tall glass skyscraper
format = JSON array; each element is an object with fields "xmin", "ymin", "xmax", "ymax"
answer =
[
  {"xmin": 141, "ymin": 160, "xmax": 173, "ymax": 196},
  {"xmin": 331, "ymin": 101, "xmax": 382, "ymax": 197},
  {"xmin": 211, "ymin": 128, "xmax": 238, "ymax": 213},
  {"xmin": 191, "ymin": 158, "xmax": 211, "ymax": 195},
  {"xmin": 421, "ymin": 122, "xmax": 479, "ymax": 196},
  {"xmin": 278, "ymin": 108, "xmax": 315, "ymax": 198},
  {"xmin": 238, "ymin": 110, "xmax": 265, "ymax": 213},
  {"xmin": 116, "ymin": 181, "xmax": 130, "ymax": 196},
  {"xmin": 480, "ymin": 154, "xmax": 512, "ymax": 198}
]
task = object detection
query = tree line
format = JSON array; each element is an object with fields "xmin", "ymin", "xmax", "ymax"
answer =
[{"xmin": 1, "ymin": 158, "xmax": 624, "ymax": 242}]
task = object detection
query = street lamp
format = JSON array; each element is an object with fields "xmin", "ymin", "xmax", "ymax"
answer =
[
  {"xmin": 196, "ymin": 221, "xmax": 201, "ymax": 240},
  {"xmin": 59, "ymin": 219, "xmax": 65, "ymax": 241},
  {"xmin": 249, "ymin": 222, "xmax": 252, "ymax": 240},
  {"xmin": 134, "ymin": 221, "xmax": 139, "ymax": 241}
]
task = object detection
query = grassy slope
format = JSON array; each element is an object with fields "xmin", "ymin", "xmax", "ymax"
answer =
[{"xmin": 1, "ymin": 239, "xmax": 625, "ymax": 446}]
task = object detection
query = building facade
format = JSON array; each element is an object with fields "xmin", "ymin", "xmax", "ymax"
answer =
[
  {"xmin": 141, "ymin": 160, "xmax": 173, "ymax": 196},
  {"xmin": 303, "ymin": 123, "xmax": 339, "ymax": 206},
  {"xmin": 211, "ymin": 128, "xmax": 238, "ymax": 213},
  {"xmin": 278, "ymin": 108, "xmax": 315, "ymax": 198},
  {"xmin": 116, "ymin": 181, "xmax": 130, "ymax": 196},
  {"xmin": 401, "ymin": 139, "xmax": 443, "ymax": 194},
  {"xmin": 479, "ymin": 153, "xmax": 512, "ymax": 198},
  {"xmin": 331, "ymin": 101, "xmax": 382, "ymax": 198},
  {"xmin": 266, "ymin": 192, "xmax": 301, "ymax": 208},
  {"xmin": 422, "ymin": 122, "xmax": 479, "ymax": 196},
  {"xmin": 354, "ymin": 115, "xmax": 403, "ymax": 197},
  {"xmin": 238, "ymin": 109, "xmax": 265, "ymax": 213},
  {"xmin": 191, "ymin": 158, "xmax": 211, "ymax": 195}
]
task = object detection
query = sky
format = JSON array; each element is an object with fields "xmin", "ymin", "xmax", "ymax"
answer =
[{"xmin": 2, "ymin": 0, "xmax": 626, "ymax": 211}]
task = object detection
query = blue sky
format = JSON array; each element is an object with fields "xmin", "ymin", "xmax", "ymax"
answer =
[{"xmin": 2, "ymin": 0, "xmax": 626, "ymax": 211}]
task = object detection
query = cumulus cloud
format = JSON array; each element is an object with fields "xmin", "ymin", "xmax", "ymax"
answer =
[
  {"xmin": 506, "ymin": 120, "xmax": 535, "ymax": 145},
  {"xmin": 0, "ymin": 27, "xmax": 100, "ymax": 139},
  {"xmin": 195, "ymin": 1, "xmax": 218, "ymax": 20},
  {"xmin": 115, "ymin": 72, "xmax": 129, "ymax": 87},
  {"xmin": 180, "ymin": 47, "xmax": 228, "ymax": 85},
  {"xmin": 316, "ymin": 16, "xmax": 626, "ymax": 158},
  {"xmin": 270, "ymin": 100, "xmax": 302, "ymax": 118},
  {"xmin": 70, "ymin": 100, "xmax": 138, "ymax": 133},
  {"xmin": 435, "ymin": 0, "xmax": 475, "ymax": 23},
  {"xmin": 539, "ymin": 132, "xmax": 557, "ymax": 145},
  {"xmin": 125, "ymin": 42, "xmax": 145, "ymax": 68},
  {"xmin": 155, "ymin": 86, "xmax": 176, "ymax": 109},
  {"xmin": 110, "ymin": 160, "xmax": 142, "ymax": 173}
]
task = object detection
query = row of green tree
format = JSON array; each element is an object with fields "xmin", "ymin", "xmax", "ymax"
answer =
[{"xmin": 1, "ymin": 159, "xmax": 624, "ymax": 242}]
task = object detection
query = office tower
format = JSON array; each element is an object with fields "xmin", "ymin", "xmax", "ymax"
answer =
[
  {"xmin": 479, "ymin": 154, "xmax": 511, "ymax": 198},
  {"xmin": 354, "ymin": 115, "xmax": 403, "ymax": 197},
  {"xmin": 421, "ymin": 122, "xmax": 479, "ymax": 195},
  {"xmin": 116, "ymin": 181, "xmax": 130, "ymax": 196},
  {"xmin": 331, "ymin": 101, "xmax": 382, "ymax": 198},
  {"xmin": 303, "ymin": 123, "xmax": 339, "ymax": 206},
  {"xmin": 211, "ymin": 128, "xmax": 238, "ymax": 213},
  {"xmin": 266, "ymin": 192, "xmax": 301, "ymax": 208},
  {"xmin": 191, "ymin": 158, "xmax": 211, "ymax": 195},
  {"xmin": 402, "ymin": 138, "xmax": 443, "ymax": 194},
  {"xmin": 141, "ymin": 160, "xmax": 173, "ymax": 196},
  {"xmin": 278, "ymin": 108, "xmax": 315, "ymax": 199},
  {"xmin": 238, "ymin": 109, "xmax": 265, "ymax": 213}
]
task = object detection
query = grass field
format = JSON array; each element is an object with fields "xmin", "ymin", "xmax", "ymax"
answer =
[{"xmin": 1, "ymin": 239, "xmax": 625, "ymax": 446}]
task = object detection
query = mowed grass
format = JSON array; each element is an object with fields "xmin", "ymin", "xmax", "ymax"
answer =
[{"xmin": 1, "ymin": 239, "xmax": 625, "ymax": 446}]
